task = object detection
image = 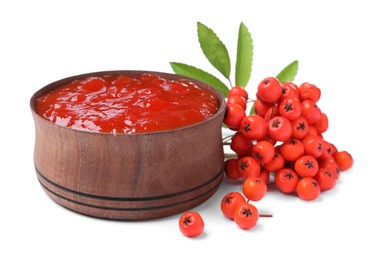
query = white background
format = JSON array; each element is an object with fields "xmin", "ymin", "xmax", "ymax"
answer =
[{"xmin": 1, "ymin": 0, "xmax": 381, "ymax": 259}]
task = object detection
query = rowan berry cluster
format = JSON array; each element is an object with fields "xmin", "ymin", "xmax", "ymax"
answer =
[{"xmin": 223, "ymin": 77, "xmax": 353, "ymax": 204}]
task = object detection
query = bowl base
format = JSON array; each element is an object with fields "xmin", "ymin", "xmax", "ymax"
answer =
[{"xmin": 36, "ymin": 166, "xmax": 223, "ymax": 220}]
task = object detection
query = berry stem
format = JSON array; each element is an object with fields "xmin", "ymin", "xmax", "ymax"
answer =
[
  {"xmin": 222, "ymin": 134, "xmax": 234, "ymax": 142},
  {"xmin": 259, "ymin": 214, "xmax": 273, "ymax": 218},
  {"xmin": 224, "ymin": 153, "xmax": 237, "ymax": 159}
]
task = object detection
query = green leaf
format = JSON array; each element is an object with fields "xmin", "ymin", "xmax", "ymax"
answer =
[
  {"xmin": 276, "ymin": 60, "xmax": 299, "ymax": 83},
  {"xmin": 170, "ymin": 62, "xmax": 230, "ymax": 97},
  {"xmin": 197, "ymin": 22, "xmax": 231, "ymax": 80},
  {"xmin": 235, "ymin": 22, "xmax": 253, "ymax": 87}
]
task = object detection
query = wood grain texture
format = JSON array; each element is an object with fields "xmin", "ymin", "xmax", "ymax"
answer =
[{"xmin": 30, "ymin": 71, "xmax": 226, "ymax": 220}]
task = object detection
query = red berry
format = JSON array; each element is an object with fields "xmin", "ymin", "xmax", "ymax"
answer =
[
  {"xmin": 227, "ymin": 95, "xmax": 247, "ymax": 110},
  {"xmin": 307, "ymin": 125, "xmax": 319, "ymax": 136},
  {"xmin": 242, "ymin": 177, "xmax": 267, "ymax": 201},
  {"xmin": 225, "ymin": 158, "xmax": 241, "ymax": 180},
  {"xmin": 302, "ymin": 135, "xmax": 323, "ymax": 158},
  {"xmin": 258, "ymin": 169, "xmax": 270, "ymax": 184},
  {"xmin": 334, "ymin": 151, "xmax": 353, "ymax": 171},
  {"xmin": 291, "ymin": 116, "xmax": 309, "ymax": 140},
  {"xmin": 264, "ymin": 152, "xmax": 285, "ymax": 173},
  {"xmin": 237, "ymin": 156, "xmax": 261, "ymax": 179},
  {"xmin": 240, "ymin": 115, "xmax": 267, "ymax": 140},
  {"xmin": 280, "ymin": 139, "xmax": 304, "ymax": 161},
  {"xmin": 275, "ymin": 168, "xmax": 299, "ymax": 193},
  {"xmin": 224, "ymin": 103, "xmax": 246, "ymax": 130},
  {"xmin": 296, "ymin": 177, "xmax": 321, "ymax": 201},
  {"xmin": 294, "ymin": 155, "xmax": 319, "ymax": 178},
  {"xmin": 281, "ymin": 82, "xmax": 299, "ymax": 100},
  {"xmin": 319, "ymin": 140, "xmax": 335, "ymax": 159},
  {"xmin": 179, "ymin": 212, "xmax": 204, "ymax": 238},
  {"xmin": 251, "ymin": 141, "xmax": 275, "ymax": 164},
  {"xmin": 279, "ymin": 98, "xmax": 302, "ymax": 121},
  {"xmin": 264, "ymin": 103, "xmax": 280, "ymax": 123},
  {"xmin": 230, "ymin": 131, "xmax": 253, "ymax": 156},
  {"xmin": 319, "ymin": 157, "xmax": 340, "ymax": 180},
  {"xmin": 301, "ymin": 100, "xmax": 321, "ymax": 124},
  {"xmin": 314, "ymin": 168, "xmax": 337, "ymax": 191},
  {"xmin": 254, "ymin": 98, "xmax": 271, "ymax": 116},
  {"xmin": 234, "ymin": 203, "xmax": 259, "ymax": 230},
  {"xmin": 257, "ymin": 77, "xmax": 282, "ymax": 103},
  {"xmin": 299, "ymin": 82, "xmax": 321, "ymax": 103},
  {"xmin": 229, "ymin": 86, "xmax": 248, "ymax": 100},
  {"xmin": 268, "ymin": 116, "xmax": 292, "ymax": 142},
  {"xmin": 313, "ymin": 113, "xmax": 329, "ymax": 133}
]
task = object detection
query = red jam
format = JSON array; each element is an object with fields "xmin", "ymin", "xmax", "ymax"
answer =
[{"xmin": 36, "ymin": 74, "xmax": 220, "ymax": 134}]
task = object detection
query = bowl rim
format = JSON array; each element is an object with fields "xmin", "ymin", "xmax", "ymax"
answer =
[{"xmin": 30, "ymin": 70, "xmax": 226, "ymax": 136}]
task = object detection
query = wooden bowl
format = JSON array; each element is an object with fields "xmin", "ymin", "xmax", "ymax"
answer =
[{"xmin": 30, "ymin": 71, "xmax": 226, "ymax": 220}]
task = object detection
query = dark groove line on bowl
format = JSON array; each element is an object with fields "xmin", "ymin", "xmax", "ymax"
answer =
[
  {"xmin": 35, "ymin": 165, "xmax": 223, "ymax": 202},
  {"xmin": 38, "ymin": 174, "xmax": 223, "ymax": 211}
]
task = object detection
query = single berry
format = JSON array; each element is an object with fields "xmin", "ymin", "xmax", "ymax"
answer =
[
  {"xmin": 314, "ymin": 168, "xmax": 337, "ymax": 191},
  {"xmin": 227, "ymin": 95, "xmax": 247, "ymax": 110},
  {"xmin": 234, "ymin": 203, "xmax": 259, "ymax": 230},
  {"xmin": 230, "ymin": 131, "xmax": 253, "ymax": 156},
  {"xmin": 279, "ymin": 98, "xmax": 302, "ymax": 121},
  {"xmin": 281, "ymin": 82, "xmax": 299, "ymax": 100},
  {"xmin": 224, "ymin": 103, "xmax": 246, "ymax": 130},
  {"xmin": 291, "ymin": 116, "xmax": 309, "ymax": 140},
  {"xmin": 280, "ymin": 139, "xmax": 304, "ymax": 161},
  {"xmin": 294, "ymin": 155, "xmax": 319, "ymax": 177},
  {"xmin": 251, "ymin": 141, "xmax": 275, "ymax": 164},
  {"xmin": 224, "ymin": 158, "xmax": 241, "ymax": 180},
  {"xmin": 296, "ymin": 177, "xmax": 321, "ymax": 201},
  {"xmin": 334, "ymin": 151, "xmax": 353, "ymax": 171},
  {"xmin": 319, "ymin": 140, "xmax": 334, "ymax": 159},
  {"xmin": 257, "ymin": 77, "xmax": 282, "ymax": 103},
  {"xmin": 242, "ymin": 177, "xmax": 267, "ymax": 201},
  {"xmin": 240, "ymin": 115, "xmax": 267, "ymax": 140},
  {"xmin": 268, "ymin": 116, "xmax": 292, "ymax": 142},
  {"xmin": 229, "ymin": 86, "xmax": 249, "ymax": 100},
  {"xmin": 301, "ymin": 100, "xmax": 321, "ymax": 124},
  {"xmin": 303, "ymin": 135, "xmax": 324, "ymax": 158},
  {"xmin": 237, "ymin": 156, "xmax": 261, "ymax": 179},
  {"xmin": 264, "ymin": 152, "xmax": 285, "ymax": 173},
  {"xmin": 298, "ymin": 82, "xmax": 321, "ymax": 103},
  {"xmin": 254, "ymin": 98, "xmax": 272, "ymax": 116},
  {"xmin": 258, "ymin": 169, "xmax": 270, "ymax": 184},
  {"xmin": 313, "ymin": 113, "xmax": 329, "ymax": 133},
  {"xmin": 179, "ymin": 211, "xmax": 205, "ymax": 238},
  {"xmin": 275, "ymin": 168, "xmax": 299, "ymax": 193}
]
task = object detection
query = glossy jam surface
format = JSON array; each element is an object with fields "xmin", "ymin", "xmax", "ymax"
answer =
[{"xmin": 36, "ymin": 74, "xmax": 220, "ymax": 134}]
